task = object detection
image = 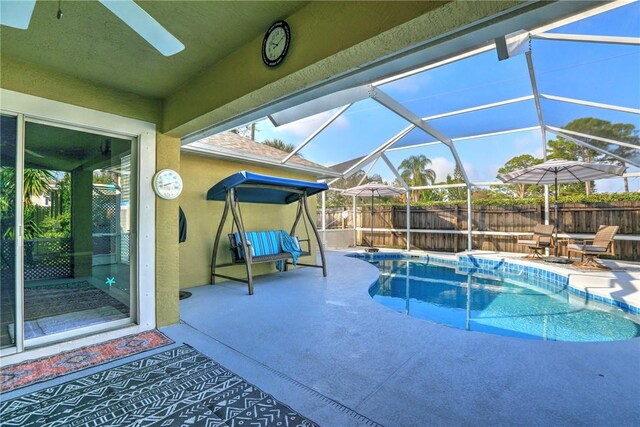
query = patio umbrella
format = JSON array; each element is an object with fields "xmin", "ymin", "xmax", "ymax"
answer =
[
  {"xmin": 343, "ymin": 183, "xmax": 406, "ymax": 249},
  {"xmin": 497, "ymin": 159, "xmax": 626, "ymax": 259}
]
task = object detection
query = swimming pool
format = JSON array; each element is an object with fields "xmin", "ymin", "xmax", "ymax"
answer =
[{"xmin": 357, "ymin": 254, "xmax": 640, "ymax": 342}]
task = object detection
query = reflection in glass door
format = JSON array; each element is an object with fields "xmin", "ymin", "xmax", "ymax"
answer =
[
  {"xmin": 1, "ymin": 114, "xmax": 19, "ymax": 351},
  {"xmin": 18, "ymin": 121, "xmax": 135, "ymax": 344}
]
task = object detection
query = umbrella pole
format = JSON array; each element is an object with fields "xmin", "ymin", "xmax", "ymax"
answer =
[
  {"xmin": 554, "ymin": 174, "xmax": 559, "ymax": 257},
  {"xmin": 547, "ymin": 171, "xmax": 570, "ymax": 264}
]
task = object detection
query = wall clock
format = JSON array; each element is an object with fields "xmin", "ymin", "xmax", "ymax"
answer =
[
  {"xmin": 152, "ymin": 169, "xmax": 183, "ymax": 200},
  {"xmin": 262, "ymin": 20, "xmax": 291, "ymax": 67}
]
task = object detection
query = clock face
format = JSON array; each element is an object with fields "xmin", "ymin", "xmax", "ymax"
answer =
[
  {"xmin": 262, "ymin": 21, "xmax": 290, "ymax": 67},
  {"xmin": 153, "ymin": 169, "xmax": 183, "ymax": 200}
]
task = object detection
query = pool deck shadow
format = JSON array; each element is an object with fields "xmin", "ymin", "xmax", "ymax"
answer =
[{"xmin": 165, "ymin": 251, "xmax": 640, "ymax": 427}]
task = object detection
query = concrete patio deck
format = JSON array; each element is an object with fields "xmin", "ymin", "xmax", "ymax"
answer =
[
  {"xmin": 163, "ymin": 251, "xmax": 640, "ymax": 426},
  {"xmin": 4, "ymin": 251, "xmax": 638, "ymax": 426}
]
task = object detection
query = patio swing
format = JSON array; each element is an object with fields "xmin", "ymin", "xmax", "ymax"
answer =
[{"xmin": 207, "ymin": 171, "xmax": 328, "ymax": 295}]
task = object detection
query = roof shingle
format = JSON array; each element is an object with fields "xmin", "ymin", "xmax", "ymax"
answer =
[{"xmin": 196, "ymin": 132, "xmax": 330, "ymax": 172}]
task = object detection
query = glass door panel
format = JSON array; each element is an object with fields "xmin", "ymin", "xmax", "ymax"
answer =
[
  {"xmin": 22, "ymin": 121, "xmax": 134, "ymax": 343},
  {"xmin": 1, "ymin": 114, "xmax": 18, "ymax": 350}
]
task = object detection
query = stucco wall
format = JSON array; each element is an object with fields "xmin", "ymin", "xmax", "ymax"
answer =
[
  {"xmin": 178, "ymin": 153, "xmax": 318, "ymax": 290},
  {"xmin": 0, "ymin": 55, "xmax": 321, "ymax": 326},
  {"xmin": 0, "ymin": 63, "xmax": 180, "ymax": 326},
  {"xmin": 155, "ymin": 134, "xmax": 181, "ymax": 327}
]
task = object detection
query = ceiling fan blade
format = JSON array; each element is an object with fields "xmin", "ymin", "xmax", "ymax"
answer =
[
  {"xmin": 25, "ymin": 148, "xmax": 45, "ymax": 158},
  {"xmin": 0, "ymin": 0, "xmax": 36, "ymax": 29},
  {"xmin": 98, "ymin": 0, "xmax": 184, "ymax": 56}
]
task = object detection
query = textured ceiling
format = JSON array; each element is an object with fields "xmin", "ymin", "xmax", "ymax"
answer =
[{"xmin": 0, "ymin": 1, "xmax": 308, "ymax": 98}]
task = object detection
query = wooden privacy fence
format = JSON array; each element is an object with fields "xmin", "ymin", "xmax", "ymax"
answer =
[
  {"xmin": 317, "ymin": 208, "xmax": 354, "ymax": 230},
  {"xmin": 317, "ymin": 202, "xmax": 640, "ymax": 261}
]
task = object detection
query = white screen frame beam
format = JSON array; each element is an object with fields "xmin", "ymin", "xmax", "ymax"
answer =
[
  {"xmin": 370, "ymin": 87, "xmax": 471, "ymax": 186},
  {"xmin": 268, "ymin": 86, "xmax": 372, "ymax": 127},
  {"xmin": 546, "ymin": 127, "xmax": 640, "ymax": 168},
  {"xmin": 341, "ymin": 124, "xmax": 415, "ymax": 179},
  {"xmin": 540, "ymin": 94, "xmax": 640, "ymax": 115},
  {"xmin": 546, "ymin": 125, "xmax": 640, "ymax": 151},
  {"xmin": 282, "ymin": 104, "xmax": 352, "ymax": 163},
  {"xmin": 530, "ymin": 32, "xmax": 640, "ymax": 46}
]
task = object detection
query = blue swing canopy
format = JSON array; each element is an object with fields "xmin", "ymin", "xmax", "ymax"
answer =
[{"xmin": 206, "ymin": 171, "xmax": 328, "ymax": 205}]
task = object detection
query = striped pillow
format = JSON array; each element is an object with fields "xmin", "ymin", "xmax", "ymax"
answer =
[{"xmin": 234, "ymin": 231, "xmax": 282, "ymax": 258}]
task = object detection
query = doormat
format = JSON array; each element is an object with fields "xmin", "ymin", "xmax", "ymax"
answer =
[
  {"xmin": 3, "ymin": 280, "xmax": 131, "ymax": 345},
  {"xmin": 8, "ymin": 306, "xmax": 128, "ymax": 342},
  {"xmin": 0, "ymin": 329, "xmax": 173, "ymax": 393},
  {"xmin": 0, "ymin": 344, "xmax": 319, "ymax": 427}
]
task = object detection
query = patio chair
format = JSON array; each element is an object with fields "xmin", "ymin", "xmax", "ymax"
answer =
[
  {"xmin": 517, "ymin": 224, "xmax": 555, "ymax": 259},
  {"xmin": 567, "ymin": 225, "xmax": 619, "ymax": 270}
]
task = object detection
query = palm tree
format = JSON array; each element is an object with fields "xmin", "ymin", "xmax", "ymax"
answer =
[
  {"xmin": 23, "ymin": 168, "xmax": 55, "ymax": 206},
  {"xmin": 398, "ymin": 155, "xmax": 436, "ymax": 202},
  {"xmin": 262, "ymin": 138, "xmax": 295, "ymax": 153},
  {"xmin": 0, "ymin": 167, "xmax": 55, "ymax": 238},
  {"xmin": 1, "ymin": 167, "xmax": 55, "ymax": 206}
]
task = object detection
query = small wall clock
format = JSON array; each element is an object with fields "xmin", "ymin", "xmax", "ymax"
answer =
[
  {"xmin": 152, "ymin": 169, "xmax": 183, "ymax": 200},
  {"xmin": 262, "ymin": 20, "xmax": 291, "ymax": 67}
]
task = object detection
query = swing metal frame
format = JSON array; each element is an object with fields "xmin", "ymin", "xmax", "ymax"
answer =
[{"xmin": 209, "ymin": 175, "xmax": 327, "ymax": 295}]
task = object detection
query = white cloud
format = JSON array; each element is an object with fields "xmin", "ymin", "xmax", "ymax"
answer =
[
  {"xmin": 430, "ymin": 157, "xmax": 456, "ymax": 182},
  {"xmin": 487, "ymin": 163, "xmax": 504, "ymax": 181},
  {"xmin": 423, "ymin": 158, "xmax": 483, "ymax": 183},
  {"xmin": 462, "ymin": 163, "xmax": 479, "ymax": 182},
  {"xmin": 513, "ymin": 132, "xmax": 544, "ymax": 157}
]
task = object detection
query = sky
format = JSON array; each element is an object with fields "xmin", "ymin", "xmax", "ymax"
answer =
[{"xmin": 251, "ymin": 1, "xmax": 640, "ymax": 193}]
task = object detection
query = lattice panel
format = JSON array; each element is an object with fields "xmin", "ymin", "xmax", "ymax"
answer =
[
  {"xmin": 93, "ymin": 192, "xmax": 118, "ymax": 234},
  {"xmin": 23, "ymin": 238, "xmax": 72, "ymax": 281},
  {"xmin": 1, "ymin": 240, "xmax": 15, "ymax": 283},
  {"xmin": 93, "ymin": 235, "xmax": 115, "ymax": 255},
  {"xmin": 120, "ymin": 232, "xmax": 130, "ymax": 261}
]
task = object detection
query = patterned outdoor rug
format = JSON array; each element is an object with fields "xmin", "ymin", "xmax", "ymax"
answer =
[
  {"xmin": 0, "ymin": 330, "xmax": 173, "ymax": 393},
  {"xmin": 0, "ymin": 344, "xmax": 319, "ymax": 427},
  {"xmin": 22, "ymin": 280, "xmax": 129, "ymax": 320}
]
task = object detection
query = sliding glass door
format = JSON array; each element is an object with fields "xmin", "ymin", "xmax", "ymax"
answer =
[
  {"xmin": 1, "ymin": 114, "xmax": 19, "ymax": 352},
  {"xmin": 1, "ymin": 114, "xmax": 138, "ymax": 352}
]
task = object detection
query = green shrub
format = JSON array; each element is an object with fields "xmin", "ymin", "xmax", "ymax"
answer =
[{"xmin": 375, "ymin": 192, "xmax": 640, "ymax": 207}]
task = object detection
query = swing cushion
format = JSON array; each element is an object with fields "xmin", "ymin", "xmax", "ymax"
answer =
[
  {"xmin": 232, "ymin": 231, "xmax": 302, "ymax": 261},
  {"xmin": 234, "ymin": 231, "xmax": 282, "ymax": 258}
]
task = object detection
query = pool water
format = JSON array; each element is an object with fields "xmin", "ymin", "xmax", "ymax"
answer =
[{"xmin": 367, "ymin": 259, "xmax": 640, "ymax": 342}]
